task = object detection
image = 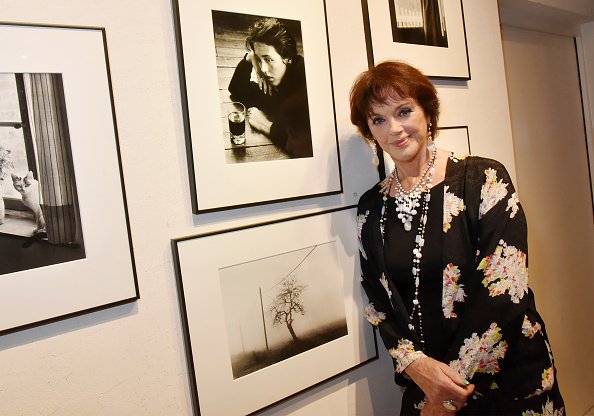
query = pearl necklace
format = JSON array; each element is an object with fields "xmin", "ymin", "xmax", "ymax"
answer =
[
  {"xmin": 379, "ymin": 147, "xmax": 437, "ymax": 347},
  {"xmin": 392, "ymin": 146, "xmax": 437, "ymax": 232}
]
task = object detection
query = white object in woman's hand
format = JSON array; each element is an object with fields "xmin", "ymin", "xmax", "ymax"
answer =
[{"xmin": 405, "ymin": 357, "xmax": 474, "ymax": 413}]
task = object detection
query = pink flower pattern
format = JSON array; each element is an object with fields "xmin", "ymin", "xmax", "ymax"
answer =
[
  {"xmin": 442, "ymin": 263, "xmax": 466, "ymax": 318},
  {"xmin": 478, "ymin": 239, "xmax": 528, "ymax": 303},
  {"xmin": 389, "ymin": 339, "xmax": 427, "ymax": 373},
  {"xmin": 522, "ymin": 398, "xmax": 565, "ymax": 416},
  {"xmin": 524, "ymin": 340, "xmax": 555, "ymax": 398},
  {"xmin": 506, "ymin": 192, "xmax": 520, "ymax": 218},
  {"xmin": 364, "ymin": 303, "xmax": 386, "ymax": 326},
  {"xmin": 522, "ymin": 315, "xmax": 542, "ymax": 339},
  {"xmin": 449, "ymin": 323, "xmax": 508, "ymax": 380},
  {"xmin": 479, "ymin": 168, "xmax": 508, "ymax": 219},
  {"xmin": 443, "ymin": 186, "xmax": 465, "ymax": 232},
  {"xmin": 357, "ymin": 210, "xmax": 369, "ymax": 260}
]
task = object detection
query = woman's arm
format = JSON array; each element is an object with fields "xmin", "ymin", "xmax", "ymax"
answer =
[
  {"xmin": 358, "ymin": 197, "xmax": 474, "ymax": 410},
  {"xmin": 444, "ymin": 158, "xmax": 530, "ymax": 395},
  {"xmin": 228, "ymin": 54, "xmax": 270, "ymax": 109}
]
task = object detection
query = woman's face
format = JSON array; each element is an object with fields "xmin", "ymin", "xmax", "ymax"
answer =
[
  {"xmin": 367, "ymin": 96, "xmax": 430, "ymax": 165},
  {"xmin": 253, "ymin": 41, "xmax": 288, "ymax": 87}
]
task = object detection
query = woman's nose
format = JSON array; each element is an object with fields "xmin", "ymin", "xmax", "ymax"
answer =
[{"xmin": 389, "ymin": 118, "xmax": 403, "ymax": 134}]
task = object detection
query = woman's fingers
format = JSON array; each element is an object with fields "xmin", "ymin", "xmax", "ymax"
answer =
[
  {"xmin": 405, "ymin": 357, "xmax": 474, "ymax": 405},
  {"xmin": 441, "ymin": 364, "xmax": 468, "ymax": 387}
]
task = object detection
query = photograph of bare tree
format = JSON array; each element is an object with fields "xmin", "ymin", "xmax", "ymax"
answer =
[{"xmin": 219, "ymin": 241, "xmax": 348, "ymax": 379}]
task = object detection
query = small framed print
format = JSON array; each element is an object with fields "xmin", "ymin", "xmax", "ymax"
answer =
[
  {"xmin": 362, "ymin": 0, "xmax": 470, "ymax": 79},
  {"xmin": 172, "ymin": 206, "xmax": 377, "ymax": 415},
  {"xmin": 0, "ymin": 23, "xmax": 138, "ymax": 335}
]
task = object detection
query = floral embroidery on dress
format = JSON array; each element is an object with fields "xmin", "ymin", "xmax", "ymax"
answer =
[
  {"xmin": 522, "ymin": 398, "xmax": 565, "ymax": 416},
  {"xmin": 379, "ymin": 177, "xmax": 391, "ymax": 194},
  {"xmin": 389, "ymin": 339, "xmax": 428, "ymax": 373},
  {"xmin": 478, "ymin": 239, "xmax": 528, "ymax": 303},
  {"xmin": 379, "ymin": 273, "xmax": 392, "ymax": 299},
  {"xmin": 524, "ymin": 340, "xmax": 556, "ymax": 398},
  {"xmin": 506, "ymin": 192, "xmax": 520, "ymax": 218},
  {"xmin": 414, "ymin": 397, "xmax": 428, "ymax": 410},
  {"xmin": 364, "ymin": 303, "xmax": 386, "ymax": 326},
  {"xmin": 479, "ymin": 168, "xmax": 509, "ymax": 219},
  {"xmin": 525, "ymin": 366, "xmax": 555, "ymax": 398},
  {"xmin": 449, "ymin": 153, "xmax": 469, "ymax": 163},
  {"xmin": 522, "ymin": 315, "xmax": 542, "ymax": 338},
  {"xmin": 449, "ymin": 322, "xmax": 508, "ymax": 380},
  {"xmin": 443, "ymin": 186, "xmax": 465, "ymax": 232},
  {"xmin": 357, "ymin": 210, "xmax": 370, "ymax": 260},
  {"xmin": 442, "ymin": 263, "xmax": 466, "ymax": 318}
]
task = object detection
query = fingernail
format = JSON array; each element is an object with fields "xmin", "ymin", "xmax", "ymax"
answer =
[{"xmin": 464, "ymin": 380, "xmax": 470, "ymax": 385}]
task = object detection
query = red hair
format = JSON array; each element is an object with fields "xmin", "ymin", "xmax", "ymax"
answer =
[{"xmin": 350, "ymin": 61, "xmax": 440, "ymax": 140}]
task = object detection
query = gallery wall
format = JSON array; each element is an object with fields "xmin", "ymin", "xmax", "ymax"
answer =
[{"xmin": 0, "ymin": 1, "xmax": 518, "ymax": 415}]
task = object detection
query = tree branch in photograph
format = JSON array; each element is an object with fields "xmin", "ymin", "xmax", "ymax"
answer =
[{"xmin": 268, "ymin": 275, "xmax": 307, "ymax": 342}]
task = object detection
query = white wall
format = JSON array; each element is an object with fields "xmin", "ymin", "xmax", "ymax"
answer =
[{"xmin": 0, "ymin": 1, "xmax": 516, "ymax": 415}]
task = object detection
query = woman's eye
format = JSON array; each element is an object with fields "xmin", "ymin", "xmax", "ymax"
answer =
[
  {"xmin": 398, "ymin": 107, "xmax": 412, "ymax": 117},
  {"xmin": 371, "ymin": 117, "xmax": 384, "ymax": 125}
]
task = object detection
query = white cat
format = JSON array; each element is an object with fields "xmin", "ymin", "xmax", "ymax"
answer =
[{"xmin": 11, "ymin": 171, "xmax": 46, "ymax": 234}]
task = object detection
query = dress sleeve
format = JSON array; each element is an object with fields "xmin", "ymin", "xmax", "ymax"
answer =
[
  {"xmin": 357, "ymin": 193, "xmax": 427, "ymax": 378},
  {"xmin": 445, "ymin": 158, "xmax": 530, "ymax": 394}
]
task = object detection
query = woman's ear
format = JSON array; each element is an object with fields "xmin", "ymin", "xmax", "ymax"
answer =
[{"xmin": 282, "ymin": 58, "xmax": 292, "ymax": 65}]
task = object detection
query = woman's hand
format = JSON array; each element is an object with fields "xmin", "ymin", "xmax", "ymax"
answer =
[
  {"xmin": 247, "ymin": 107, "xmax": 273, "ymax": 135},
  {"xmin": 245, "ymin": 51, "xmax": 273, "ymax": 96},
  {"xmin": 405, "ymin": 357, "xmax": 474, "ymax": 413}
]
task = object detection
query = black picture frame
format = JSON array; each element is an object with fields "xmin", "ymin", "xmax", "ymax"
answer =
[
  {"xmin": 172, "ymin": 0, "xmax": 343, "ymax": 213},
  {"xmin": 362, "ymin": 0, "xmax": 471, "ymax": 80},
  {"xmin": 0, "ymin": 22, "xmax": 138, "ymax": 335},
  {"xmin": 171, "ymin": 206, "xmax": 378, "ymax": 415}
]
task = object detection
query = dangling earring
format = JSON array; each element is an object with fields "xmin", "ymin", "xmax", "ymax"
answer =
[
  {"xmin": 370, "ymin": 140, "xmax": 380, "ymax": 167},
  {"xmin": 427, "ymin": 122, "xmax": 436, "ymax": 151}
]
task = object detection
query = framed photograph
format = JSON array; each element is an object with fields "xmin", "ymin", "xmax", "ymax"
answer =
[
  {"xmin": 0, "ymin": 23, "xmax": 138, "ymax": 335},
  {"xmin": 172, "ymin": 206, "xmax": 377, "ymax": 415},
  {"xmin": 362, "ymin": 0, "xmax": 470, "ymax": 79},
  {"xmin": 382, "ymin": 126, "xmax": 470, "ymax": 176},
  {"xmin": 172, "ymin": 0, "xmax": 343, "ymax": 213}
]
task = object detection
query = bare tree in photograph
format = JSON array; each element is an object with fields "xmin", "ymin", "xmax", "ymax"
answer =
[{"xmin": 268, "ymin": 276, "xmax": 307, "ymax": 342}]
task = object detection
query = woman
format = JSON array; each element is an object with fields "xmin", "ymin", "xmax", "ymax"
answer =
[
  {"xmin": 351, "ymin": 61, "xmax": 565, "ymax": 415},
  {"xmin": 228, "ymin": 17, "xmax": 313, "ymax": 158}
]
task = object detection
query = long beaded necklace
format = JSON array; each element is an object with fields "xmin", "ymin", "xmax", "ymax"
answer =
[{"xmin": 379, "ymin": 145, "xmax": 437, "ymax": 347}]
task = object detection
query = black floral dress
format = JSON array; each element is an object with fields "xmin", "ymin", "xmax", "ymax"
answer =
[{"xmin": 357, "ymin": 155, "xmax": 565, "ymax": 415}]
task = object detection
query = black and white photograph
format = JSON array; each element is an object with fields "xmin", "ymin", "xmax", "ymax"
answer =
[
  {"xmin": 220, "ymin": 242, "xmax": 348, "ymax": 379},
  {"xmin": 173, "ymin": 0, "xmax": 342, "ymax": 213},
  {"xmin": 363, "ymin": 0, "xmax": 470, "ymax": 79},
  {"xmin": 172, "ymin": 207, "xmax": 377, "ymax": 415},
  {"xmin": 212, "ymin": 10, "xmax": 313, "ymax": 164},
  {"xmin": 389, "ymin": 0, "xmax": 448, "ymax": 47},
  {"xmin": 0, "ymin": 23, "xmax": 138, "ymax": 335},
  {"xmin": 0, "ymin": 72, "xmax": 85, "ymax": 275}
]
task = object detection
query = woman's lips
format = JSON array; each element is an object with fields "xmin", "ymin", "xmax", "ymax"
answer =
[{"xmin": 391, "ymin": 137, "xmax": 408, "ymax": 147}]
